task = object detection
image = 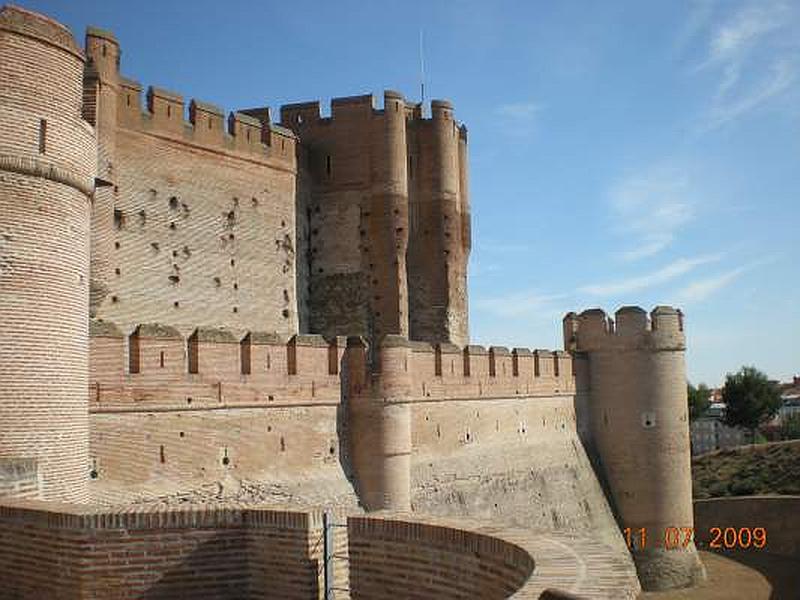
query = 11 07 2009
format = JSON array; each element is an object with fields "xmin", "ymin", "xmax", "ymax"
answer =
[{"xmin": 623, "ymin": 527, "xmax": 767, "ymax": 550}]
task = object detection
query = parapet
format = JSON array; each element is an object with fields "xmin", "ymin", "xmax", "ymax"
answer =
[
  {"xmin": 564, "ymin": 306, "xmax": 685, "ymax": 353},
  {"xmin": 279, "ymin": 91, "xmax": 461, "ymax": 130},
  {"xmin": 116, "ymin": 80, "xmax": 296, "ymax": 166}
]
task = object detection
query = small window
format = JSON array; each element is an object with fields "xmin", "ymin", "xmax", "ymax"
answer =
[
  {"xmin": 159, "ymin": 351, "xmax": 165, "ymax": 368},
  {"xmin": 167, "ymin": 104, "xmax": 171, "ymax": 118},
  {"xmin": 38, "ymin": 119, "xmax": 47, "ymax": 154},
  {"xmin": 208, "ymin": 118, "xmax": 213, "ymax": 130}
]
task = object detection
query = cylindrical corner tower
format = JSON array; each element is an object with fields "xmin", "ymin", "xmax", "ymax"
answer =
[
  {"xmin": 568, "ymin": 306, "xmax": 704, "ymax": 590},
  {"xmin": 408, "ymin": 99, "xmax": 469, "ymax": 346},
  {"xmin": 0, "ymin": 6, "xmax": 95, "ymax": 501},
  {"xmin": 366, "ymin": 90, "xmax": 410, "ymax": 342},
  {"xmin": 347, "ymin": 334, "xmax": 412, "ymax": 511},
  {"xmin": 84, "ymin": 26, "xmax": 119, "ymax": 316}
]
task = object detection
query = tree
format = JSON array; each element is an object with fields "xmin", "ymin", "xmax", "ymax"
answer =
[
  {"xmin": 688, "ymin": 382, "xmax": 711, "ymax": 420},
  {"xmin": 721, "ymin": 366, "xmax": 782, "ymax": 441}
]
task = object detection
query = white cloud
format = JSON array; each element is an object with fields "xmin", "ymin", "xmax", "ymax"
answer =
[
  {"xmin": 579, "ymin": 254, "xmax": 723, "ymax": 297},
  {"xmin": 474, "ymin": 290, "xmax": 566, "ymax": 318},
  {"xmin": 673, "ymin": 256, "xmax": 778, "ymax": 303},
  {"xmin": 608, "ymin": 166, "xmax": 696, "ymax": 261},
  {"xmin": 496, "ymin": 102, "xmax": 542, "ymax": 121},
  {"xmin": 705, "ymin": 58, "xmax": 796, "ymax": 129},
  {"xmin": 691, "ymin": 1, "xmax": 799, "ymax": 129},
  {"xmin": 674, "ymin": 266, "xmax": 749, "ymax": 303},
  {"xmin": 495, "ymin": 102, "xmax": 543, "ymax": 137}
]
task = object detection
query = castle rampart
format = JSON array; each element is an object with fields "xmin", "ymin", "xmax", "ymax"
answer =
[{"xmin": 0, "ymin": 5, "xmax": 95, "ymax": 502}]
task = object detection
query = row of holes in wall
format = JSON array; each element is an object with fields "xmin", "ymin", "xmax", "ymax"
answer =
[
  {"xmin": 90, "ymin": 434, "xmax": 337, "ymax": 478},
  {"xmin": 423, "ymin": 415, "xmax": 570, "ymax": 443}
]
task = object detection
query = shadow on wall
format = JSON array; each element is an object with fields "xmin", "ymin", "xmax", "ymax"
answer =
[
  {"xmin": 141, "ymin": 533, "xmax": 250, "ymax": 599},
  {"xmin": 337, "ymin": 350, "xmax": 358, "ymax": 499}
]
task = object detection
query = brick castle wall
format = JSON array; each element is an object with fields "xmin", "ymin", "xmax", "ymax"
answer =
[{"xmin": 92, "ymin": 87, "xmax": 300, "ymax": 337}]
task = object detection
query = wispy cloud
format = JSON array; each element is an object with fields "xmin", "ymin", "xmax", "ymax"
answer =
[
  {"xmin": 691, "ymin": 1, "xmax": 799, "ymax": 129},
  {"xmin": 495, "ymin": 102, "xmax": 543, "ymax": 136},
  {"xmin": 705, "ymin": 58, "xmax": 796, "ymax": 129},
  {"xmin": 674, "ymin": 256, "xmax": 778, "ymax": 303},
  {"xmin": 579, "ymin": 254, "xmax": 723, "ymax": 297},
  {"xmin": 474, "ymin": 290, "xmax": 566, "ymax": 318},
  {"xmin": 608, "ymin": 166, "xmax": 696, "ymax": 261}
]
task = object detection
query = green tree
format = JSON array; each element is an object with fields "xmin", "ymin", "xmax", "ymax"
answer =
[
  {"xmin": 722, "ymin": 366, "xmax": 782, "ymax": 441},
  {"xmin": 688, "ymin": 382, "xmax": 711, "ymax": 420}
]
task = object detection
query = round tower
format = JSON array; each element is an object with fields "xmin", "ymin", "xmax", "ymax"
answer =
[
  {"xmin": 568, "ymin": 306, "xmax": 704, "ymax": 590},
  {"xmin": 84, "ymin": 26, "xmax": 119, "ymax": 316},
  {"xmin": 410, "ymin": 99, "xmax": 467, "ymax": 345},
  {"xmin": 346, "ymin": 335, "xmax": 412, "ymax": 511},
  {"xmin": 0, "ymin": 6, "xmax": 95, "ymax": 501},
  {"xmin": 366, "ymin": 90, "xmax": 410, "ymax": 342}
]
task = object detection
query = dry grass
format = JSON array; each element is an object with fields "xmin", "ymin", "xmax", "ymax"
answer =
[{"xmin": 692, "ymin": 440, "xmax": 800, "ymax": 499}]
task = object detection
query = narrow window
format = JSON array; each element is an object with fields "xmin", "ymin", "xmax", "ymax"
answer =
[
  {"xmin": 246, "ymin": 129, "xmax": 251, "ymax": 142},
  {"xmin": 208, "ymin": 118, "xmax": 213, "ymax": 130},
  {"xmin": 159, "ymin": 351, "xmax": 165, "ymax": 368},
  {"xmin": 167, "ymin": 104, "xmax": 172, "ymax": 118},
  {"xmin": 38, "ymin": 119, "xmax": 47, "ymax": 154},
  {"xmin": 126, "ymin": 94, "xmax": 131, "ymax": 107},
  {"xmin": 159, "ymin": 445, "xmax": 165, "ymax": 463}
]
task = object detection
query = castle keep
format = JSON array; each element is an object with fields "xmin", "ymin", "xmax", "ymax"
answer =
[{"xmin": 0, "ymin": 5, "xmax": 704, "ymax": 597}]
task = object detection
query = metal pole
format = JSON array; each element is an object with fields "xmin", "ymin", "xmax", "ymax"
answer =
[{"xmin": 323, "ymin": 511, "xmax": 334, "ymax": 599}]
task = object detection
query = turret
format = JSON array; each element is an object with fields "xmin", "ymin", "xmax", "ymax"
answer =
[
  {"xmin": 564, "ymin": 306, "xmax": 704, "ymax": 590},
  {"xmin": 0, "ymin": 6, "xmax": 95, "ymax": 501},
  {"xmin": 407, "ymin": 99, "xmax": 470, "ymax": 346},
  {"xmin": 366, "ymin": 91, "xmax": 410, "ymax": 341},
  {"xmin": 84, "ymin": 26, "xmax": 120, "ymax": 315},
  {"xmin": 346, "ymin": 335, "xmax": 412, "ymax": 510}
]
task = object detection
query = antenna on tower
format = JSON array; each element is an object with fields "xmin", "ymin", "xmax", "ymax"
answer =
[{"xmin": 419, "ymin": 28, "xmax": 426, "ymax": 107}]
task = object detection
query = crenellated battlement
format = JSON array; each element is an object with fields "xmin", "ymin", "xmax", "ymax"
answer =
[
  {"xmin": 279, "ymin": 91, "xmax": 461, "ymax": 129},
  {"xmin": 114, "ymin": 79, "xmax": 296, "ymax": 166},
  {"xmin": 563, "ymin": 305, "xmax": 685, "ymax": 353}
]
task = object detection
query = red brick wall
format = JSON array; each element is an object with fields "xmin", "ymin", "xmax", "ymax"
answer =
[
  {"xmin": 347, "ymin": 515, "xmax": 534, "ymax": 599},
  {"xmin": 0, "ymin": 501, "xmax": 323, "ymax": 599}
]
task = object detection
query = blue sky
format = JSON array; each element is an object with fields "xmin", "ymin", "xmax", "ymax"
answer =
[{"xmin": 29, "ymin": 0, "xmax": 799, "ymax": 385}]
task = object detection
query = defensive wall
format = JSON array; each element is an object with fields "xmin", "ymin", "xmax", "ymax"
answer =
[
  {"xmin": 84, "ymin": 25, "xmax": 301, "ymax": 338},
  {"xmin": 0, "ymin": 500, "xmax": 641, "ymax": 599},
  {"xmin": 85, "ymin": 319, "xmax": 636, "ymax": 581}
]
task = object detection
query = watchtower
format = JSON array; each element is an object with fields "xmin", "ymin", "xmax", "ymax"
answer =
[
  {"xmin": 0, "ymin": 5, "xmax": 95, "ymax": 501},
  {"xmin": 563, "ymin": 306, "xmax": 705, "ymax": 590}
]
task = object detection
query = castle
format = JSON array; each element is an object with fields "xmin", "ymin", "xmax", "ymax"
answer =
[{"xmin": 0, "ymin": 5, "xmax": 705, "ymax": 597}]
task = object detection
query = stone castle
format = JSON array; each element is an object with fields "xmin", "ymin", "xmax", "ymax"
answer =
[{"xmin": 0, "ymin": 5, "xmax": 705, "ymax": 598}]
